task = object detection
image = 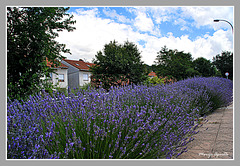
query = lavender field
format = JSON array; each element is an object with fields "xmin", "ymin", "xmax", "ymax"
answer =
[{"xmin": 7, "ymin": 77, "xmax": 233, "ymax": 159}]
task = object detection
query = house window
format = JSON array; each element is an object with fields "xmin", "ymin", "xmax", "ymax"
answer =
[
  {"xmin": 59, "ymin": 74, "xmax": 64, "ymax": 82},
  {"xmin": 83, "ymin": 73, "xmax": 89, "ymax": 81}
]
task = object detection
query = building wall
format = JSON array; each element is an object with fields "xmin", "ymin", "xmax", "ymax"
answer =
[
  {"xmin": 79, "ymin": 71, "xmax": 92, "ymax": 86},
  {"xmin": 61, "ymin": 60, "xmax": 79, "ymax": 89},
  {"xmin": 52, "ymin": 68, "xmax": 68, "ymax": 88},
  {"xmin": 40, "ymin": 68, "xmax": 68, "ymax": 89}
]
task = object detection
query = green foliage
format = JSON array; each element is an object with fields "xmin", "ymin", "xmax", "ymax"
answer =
[
  {"xmin": 154, "ymin": 46, "xmax": 224, "ymax": 80},
  {"xmin": 55, "ymin": 87, "xmax": 68, "ymax": 96},
  {"xmin": 144, "ymin": 64, "xmax": 151, "ymax": 74},
  {"xmin": 144, "ymin": 77, "xmax": 164, "ymax": 86},
  {"xmin": 144, "ymin": 75, "xmax": 177, "ymax": 87},
  {"xmin": 193, "ymin": 57, "xmax": 215, "ymax": 77},
  {"xmin": 154, "ymin": 46, "xmax": 195, "ymax": 80},
  {"xmin": 185, "ymin": 67, "xmax": 201, "ymax": 77},
  {"xmin": 90, "ymin": 40, "xmax": 147, "ymax": 90},
  {"xmin": 213, "ymin": 67, "xmax": 222, "ymax": 77},
  {"xmin": 158, "ymin": 75, "xmax": 177, "ymax": 84},
  {"xmin": 79, "ymin": 83, "xmax": 94, "ymax": 92},
  {"xmin": 212, "ymin": 51, "xmax": 233, "ymax": 80},
  {"xmin": 7, "ymin": 7, "xmax": 76, "ymax": 100},
  {"xmin": 150, "ymin": 77, "xmax": 164, "ymax": 85},
  {"xmin": 41, "ymin": 79, "xmax": 55, "ymax": 95},
  {"xmin": 7, "ymin": 77, "xmax": 233, "ymax": 159},
  {"xmin": 144, "ymin": 64, "xmax": 158, "ymax": 74}
]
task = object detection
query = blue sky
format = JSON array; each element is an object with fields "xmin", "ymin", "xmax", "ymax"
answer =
[{"xmin": 57, "ymin": 6, "xmax": 233, "ymax": 65}]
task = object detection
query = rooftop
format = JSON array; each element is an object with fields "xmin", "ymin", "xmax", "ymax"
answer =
[
  {"xmin": 63, "ymin": 59, "xmax": 95, "ymax": 71},
  {"xmin": 148, "ymin": 71, "xmax": 157, "ymax": 77},
  {"xmin": 46, "ymin": 59, "xmax": 68, "ymax": 69}
]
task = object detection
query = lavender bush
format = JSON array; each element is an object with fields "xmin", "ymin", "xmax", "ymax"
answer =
[{"xmin": 7, "ymin": 77, "xmax": 233, "ymax": 159}]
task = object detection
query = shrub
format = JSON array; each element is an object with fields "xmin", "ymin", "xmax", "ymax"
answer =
[
  {"xmin": 175, "ymin": 77, "xmax": 233, "ymax": 115},
  {"xmin": 159, "ymin": 75, "xmax": 177, "ymax": 84},
  {"xmin": 7, "ymin": 77, "xmax": 232, "ymax": 159},
  {"xmin": 91, "ymin": 74, "xmax": 130, "ymax": 90},
  {"xmin": 144, "ymin": 77, "xmax": 164, "ymax": 86},
  {"xmin": 144, "ymin": 76, "xmax": 177, "ymax": 87},
  {"xmin": 55, "ymin": 87, "xmax": 68, "ymax": 96}
]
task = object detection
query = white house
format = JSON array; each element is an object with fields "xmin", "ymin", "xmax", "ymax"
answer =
[
  {"xmin": 61, "ymin": 59, "xmax": 95, "ymax": 89},
  {"xmin": 41, "ymin": 59, "xmax": 69, "ymax": 89}
]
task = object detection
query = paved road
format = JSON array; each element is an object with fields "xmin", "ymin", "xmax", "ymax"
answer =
[{"xmin": 177, "ymin": 103, "xmax": 233, "ymax": 159}]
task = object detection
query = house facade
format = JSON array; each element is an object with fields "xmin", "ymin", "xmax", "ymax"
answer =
[
  {"xmin": 61, "ymin": 59, "xmax": 94, "ymax": 89},
  {"xmin": 41, "ymin": 59, "xmax": 69, "ymax": 89},
  {"xmin": 49, "ymin": 67, "xmax": 68, "ymax": 89}
]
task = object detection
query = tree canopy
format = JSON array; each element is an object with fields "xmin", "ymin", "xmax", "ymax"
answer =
[
  {"xmin": 212, "ymin": 51, "xmax": 233, "ymax": 80},
  {"xmin": 193, "ymin": 57, "xmax": 216, "ymax": 77},
  {"xmin": 90, "ymin": 40, "xmax": 147, "ymax": 90},
  {"xmin": 7, "ymin": 7, "xmax": 76, "ymax": 100},
  {"xmin": 154, "ymin": 46, "xmax": 197, "ymax": 80}
]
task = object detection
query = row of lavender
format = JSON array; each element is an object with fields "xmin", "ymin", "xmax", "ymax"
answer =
[{"xmin": 7, "ymin": 77, "xmax": 233, "ymax": 159}]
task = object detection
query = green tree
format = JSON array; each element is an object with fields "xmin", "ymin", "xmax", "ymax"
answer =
[
  {"xmin": 185, "ymin": 67, "xmax": 201, "ymax": 77},
  {"xmin": 144, "ymin": 64, "xmax": 151, "ymax": 74},
  {"xmin": 154, "ymin": 46, "xmax": 196, "ymax": 80},
  {"xmin": 193, "ymin": 57, "xmax": 215, "ymax": 77},
  {"xmin": 144, "ymin": 64, "xmax": 159, "ymax": 76},
  {"xmin": 90, "ymin": 40, "xmax": 147, "ymax": 90},
  {"xmin": 212, "ymin": 51, "xmax": 233, "ymax": 80},
  {"xmin": 7, "ymin": 7, "xmax": 76, "ymax": 100}
]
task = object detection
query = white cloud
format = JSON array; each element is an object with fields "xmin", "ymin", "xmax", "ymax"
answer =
[
  {"xmin": 57, "ymin": 8, "xmax": 149, "ymax": 63},
  {"xmin": 129, "ymin": 6, "xmax": 233, "ymax": 31},
  {"xmin": 138, "ymin": 29, "xmax": 233, "ymax": 64},
  {"xmin": 148, "ymin": 7, "xmax": 179, "ymax": 24},
  {"xmin": 181, "ymin": 7, "xmax": 234, "ymax": 30},
  {"xmin": 134, "ymin": 11, "xmax": 154, "ymax": 33},
  {"xmin": 103, "ymin": 8, "xmax": 131, "ymax": 23},
  {"xmin": 57, "ymin": 7, "xmax": 233, "ymax": 66},
  {"xmin": 129, "ymin": 7, "xmax": 178, "ymax": 35},
  {"xmin": 173, "ymin": 18, "xmax": 190, "ymax": 31},
  {"xmin": 75, "ymin": 7, "xmax": 99, "ymax": 18}
]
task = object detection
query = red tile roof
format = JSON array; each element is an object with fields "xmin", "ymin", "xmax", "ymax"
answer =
[
  {"xmin": 46, "ymin": 59, "xmax": 68, "ymax": 69},
  {"xmin": 63, "ymin": 59, "xmax": 95, "ymax": 71},
  {"xmin": 148, "ymin": 71, "xmax": 157, "ymax": 77}
]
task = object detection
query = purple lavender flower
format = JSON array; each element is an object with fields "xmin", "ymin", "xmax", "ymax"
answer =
[{"xmin": 7, "ymin": 77, "xmax": 232, "ymax": 159}]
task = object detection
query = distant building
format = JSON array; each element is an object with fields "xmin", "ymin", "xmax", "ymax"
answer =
[
  {"xmin": 148, "ymin": 71, "xmax": 157, "ymax": 78},
  {"xmin": 42, "ymin": 59, "xmax": 69, "ymax": 89},
  {"xmin": 61, "ymin": 59, "xmax": 95, "ymax": 89}
]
